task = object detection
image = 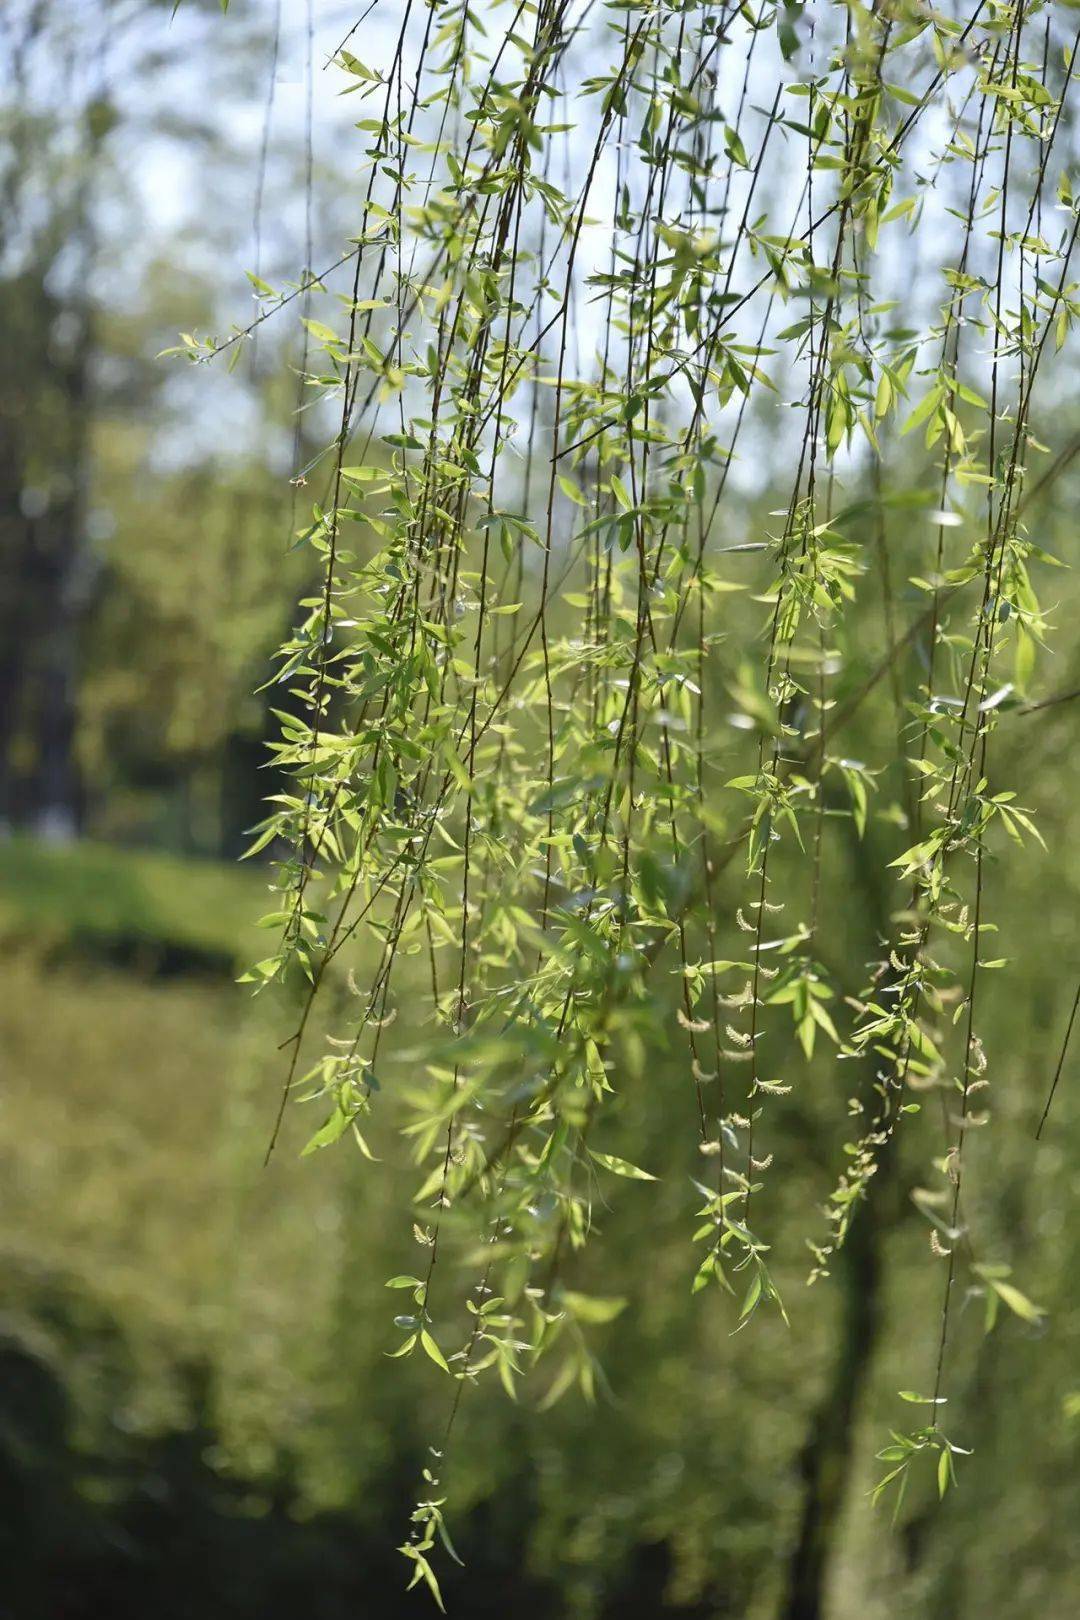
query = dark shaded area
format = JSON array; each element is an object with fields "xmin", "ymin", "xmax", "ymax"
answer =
[
  {"xmin": 15, "ymin": 931, "xmax": 239, "ymax": 982},
  {"xmin": 781, "ymin": 1174, "xmax": 887, "ymax": 1620},
  {"xmin": 780, "ymin": 810, "xmax": 900, "ymax": 1620},
  {"xmin": 0, "ymin": 1317, "xmax": 715, "ymax": 1620},
  {"xmin": 0, "ymin": 269, "xmax": 92, "ymax": 838}
]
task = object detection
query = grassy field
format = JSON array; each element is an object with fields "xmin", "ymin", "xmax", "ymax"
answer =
[
  {"xmin": 0, "ymin": 841, "xmax": 405, "ymax": 1493},
  {"xmin": 0, "ymin": 836, "xmax": 269, "ymax": 971}
]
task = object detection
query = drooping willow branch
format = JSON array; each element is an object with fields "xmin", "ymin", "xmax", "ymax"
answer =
[{"xmin": 176, "ymin": 0, "xmax": 1080, "ymax": 1593}]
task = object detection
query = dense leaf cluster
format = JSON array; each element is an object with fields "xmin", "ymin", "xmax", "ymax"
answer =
[{"xmin": 185, "ymin": 0, "xmax": 1080, "ymax": 1596}]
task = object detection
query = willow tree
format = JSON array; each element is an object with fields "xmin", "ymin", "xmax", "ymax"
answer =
[{"xmin": 181, "ymin": 0, "xmax": 1079, "ymax": 1602}]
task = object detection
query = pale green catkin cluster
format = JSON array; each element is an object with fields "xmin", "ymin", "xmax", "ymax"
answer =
[{"xmin": 188, "ymin": 0, "xmax": 1078, "ymax": 1599}]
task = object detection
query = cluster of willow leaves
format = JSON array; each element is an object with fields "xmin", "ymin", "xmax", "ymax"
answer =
[{"xmin": 166, "ymin": 0, "xmax": 1080, "ymax": 1607}]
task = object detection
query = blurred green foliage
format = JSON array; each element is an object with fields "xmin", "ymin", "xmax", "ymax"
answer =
[
  {"xmin": 4, "ymin": 4, "xmax": 1080, "ymax": 1617},
  {"xmin": 2, "ymin": 755, "xmax": 1080, "ymax": 1618}
]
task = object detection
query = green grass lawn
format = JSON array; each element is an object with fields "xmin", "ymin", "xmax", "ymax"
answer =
[
  {"xmin": 0, "ymin": 836, "xmax": 411, "ymax": 1497},
  {"xmin": 0, "ymin": 835, "xmax": 272, "ymax": 970}
]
